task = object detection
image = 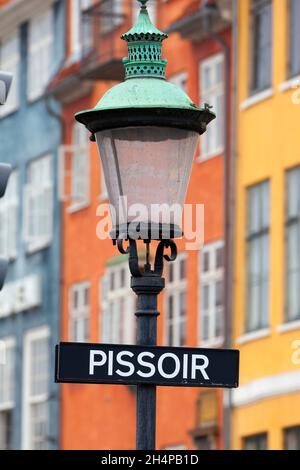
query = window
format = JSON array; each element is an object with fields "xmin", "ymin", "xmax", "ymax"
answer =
[
  {"xmin": 194, "ymin": 434, "xmax": 217, "ymax": 450},
  {"xmin": 250, "ymin": 0, "xmax": 272, "ymax": 94},
  {"xmin": 27, "ymin": 10, "xmax": 53, "ymax": 101},
  {"xmin": 101, "ymin": 262, "xmax": 135, "ymax": 344},
  {"xmin": 243, "ymin": 433, "xmax": 267, "ymax": 450},
  {"xmin": 0, "ymin": 171, "xmax": 18, "ymax": 260},
  {"xmin": 169, "ymin": 71, "xmax": 188, "ymax": 93},
  {"xmin": 284, "ymin": 426, "xmax": 300, "ymax": 450},
  {"xmin": 69, "ymin": 282, "xmax": 90, "ymax": 342},
  {"xmin": 286, "ymin": 168, "xmax": 300, "ymax": 322},
  {"xmin": 71, "ymin": 0, "xmax": 92, "ymax": 59},
  {"xmin": 23, "ymin": 327, "xmax": 49, "ymax": 450},
  {"xmin": 58, "ymin": 124, "xmax": 90, "ymax": 210},
  {"xmin": 101, "ymin": 0, "xmax": 124, "ymax": 34},
  {"xmin": 0, "ymin": 338, "xmax": 15, "ymax": 450},
  {"xmin": 199, "ymin": 241, "xmax": 224, "ymax": 346},
  {"xmin": 0, "ymin": 33, "xmax": 19, "ymax": 116},
  {"xmin": 165, "ymin": 254, "xmax": 187, "ymax": 347},
  {"xmin": 71, "ymin": 122, "xmax": 90, "ymax": 210},
  {"xmin": 24, "ymin": 155, "xmax": 53, "ymax": 253},
  {"xmin": 246, "ymin": 181, "xmax": 270, "ymax": 332},
  {"xmin": 289, "ymin": 0, "xmax": 300, "ymax": 78},
  {"xmin": 200, "ymin": 54, "xmax": 224, "ymax": 160}
]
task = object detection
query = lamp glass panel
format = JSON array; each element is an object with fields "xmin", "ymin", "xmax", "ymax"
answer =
[{"xmin": 95, "ymin": 126, "xmax": 198, "ymax": 227}]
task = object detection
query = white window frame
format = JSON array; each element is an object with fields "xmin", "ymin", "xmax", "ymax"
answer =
[
  {"xmin": 164, "ymin": 253, "xmax": 187, "ymax": 347},
  {"xmin": 169, "ymin": 71, "xmax": 188, "ymax": 93},
  {"xmin": 199, "ymin": 241, "xmax": 224, "ymax": 348},
  {"xmin": 0, "ymin": 337, "xmax": 15, "ymax": 451},
  {"xmin": 22, "ymin": 326, "xmax": 50, "ymax": 450},
  {"xmin": 100, "ymin": 262, "xmax": 135, "ymax": 344},
  {"xmin": 246, "ymin": 181, "xmax": 270, "ymax": 333},
  {"xmin": 27, "ymin": 9, "xmax": 54, "ymax": 101},
  {"xmin": 0, "ymin": 32, "xmax": 20, "ymax": 116},
  {"xmin": 24, "ymin": 155, "xmax": 53, "ymax": 253},
  {"xmin": 71, "ymin": 0, "xmax": 93, "ymax": 60},
  {"xmin": 69, "ymin": 281, "xmax": 90, "ymax": 343},
  {"xmin": 199, "ymin": 53, "xmax": 224, "ymax": 161},
  {"xmin": 0, "ymin": 170, "xmax": 18, "ymax": 260},
  {"xmin": 58, "ymin": 122, "xmax": 90, "ymax": 212}
]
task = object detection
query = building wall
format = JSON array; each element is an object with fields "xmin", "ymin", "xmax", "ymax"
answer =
[
  {"xmin": 59, "ymin": 0, "xmax": 231, "ymax": 450},
  {"xmin": 232, "ymin": 0, "xmax": 300, "ymax": 449},
  {"xmin": 0, "ymin": 0, "xmax": 65, "ymax": 450}
]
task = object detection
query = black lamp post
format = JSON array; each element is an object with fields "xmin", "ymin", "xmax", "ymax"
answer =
[{"xmin": 75, "ymin": 0, "xmax": 215, "ymax": 450}]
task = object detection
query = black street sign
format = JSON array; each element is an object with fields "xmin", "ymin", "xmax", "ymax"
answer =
[{"xmin": 55, "ymin": 342, "xmax": 239, "ymax": 388}]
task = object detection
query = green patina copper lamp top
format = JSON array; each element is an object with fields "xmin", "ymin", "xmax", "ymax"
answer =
[{"xmin": 75, "ymin": 0, "xmax": 215, "ymax": 135}]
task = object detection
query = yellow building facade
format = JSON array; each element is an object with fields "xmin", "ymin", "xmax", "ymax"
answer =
[{"xmin": 232, "ymin": 0, "xmax": 300, "ymax": 450}]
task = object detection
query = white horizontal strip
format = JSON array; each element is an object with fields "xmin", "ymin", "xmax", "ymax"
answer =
[
  {"xmin": 240, "ymin": 88, "xmax": 273, "ymax": 110},
  {"xmin": 233, "ymin": 369, "xmax": 300, "ymax": 407}
]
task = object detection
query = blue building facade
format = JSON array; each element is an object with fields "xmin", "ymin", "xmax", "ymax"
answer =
[{"xmin": 0, "ymin": 0, "xmax": 65, "ymax": 450}]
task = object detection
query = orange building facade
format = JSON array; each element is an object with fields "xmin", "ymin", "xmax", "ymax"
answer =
[{"xmin": 50, "ymin": 0, "xmax": 232, "ymax": 450}]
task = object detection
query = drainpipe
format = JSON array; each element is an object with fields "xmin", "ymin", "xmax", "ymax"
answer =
[
  {"xmin": 223, "ymin": 0, "xmax": 238, "ymax": 451},
  {"xmin": 202, "ymin": 0, "xmax": 236, "ymax": 450}
]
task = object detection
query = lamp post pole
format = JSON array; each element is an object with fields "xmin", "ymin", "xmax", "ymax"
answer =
[
  {"xmin": 117, "ymin": 238, "xmax": 177, "ymax": 449},
  {"xmin": 134, "ymin": 274, "xmax": 163, "ymax": 450}
]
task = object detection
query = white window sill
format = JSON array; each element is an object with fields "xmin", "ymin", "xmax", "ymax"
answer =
[
  {"xmin": 0, "ymin": 402, "xmax": 14, "ymax": 412},
  {"xmin": 240, "ymin": 88, "xmax": 273, "ymax": 110},
  {"xmin": 199, "ymin": 337, "xmax": 224, "ymax": 349},
  {"xmin": 277, "ymin": 319, "xmax": 300, "ymax": 334},
  {"xmin": 278, "ymin": 75, "xmax": 300, "ymax": 92},
  {"xmin": 27, "ymin": 90, "xmax": 45, "ymax": 104},
  {"xmin": 67, "ymin": 201, "xmax": 90, "ymax": 213},
  {"xmin": 0, "ymin": 105, "xmax": 19, "ymax": 119},
  {"xmin": 236, "ymin": 328, "xmax": 270, "ymax": 345},
  {"xmin": 26, "ymin": 238, "xmax": 52, "ymax": 254}
]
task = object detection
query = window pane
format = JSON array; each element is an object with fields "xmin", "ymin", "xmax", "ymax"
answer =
[
  {"xmin": 216, "ymin": 246, "xmax": 224, "ymax": 269},
  {"xmin": 247, "ymin": 239, "xmax": 261, "ymax": 331},
  {"xmin": 215, "ymin": 281, "xmax": 223, "ymax": 307},
  {"xmin": 287, "ymin": 168, "xmax": 300, "ymax": 219},
  {"xmin": 100, "ymin": 263, "xmax": 133, "ymax": 344},
  {"xmin": 250, "ymin": 0, "xmax": 272, "ymax": 92},
  {"xmin": 202, "ymin": 285, "xmax": 209, "ymax": 311},
  {"xmin": 30, "ymin": 338, "xmax": 49, "ymax": 397},
  {"xmin": 0, "ymin": 411, "xmax": 12, "ymax": 450},
  {"xmin": 243, "ymin": 433, "xmax": 267, "ymax": 450},
  {"xmin": 286, "ymin": 221, "xmax": 300, "ymax": 321},
  {"xmin": 28, "ymin": 10, "xmax": 53, "ymax": 100},
  {"xmin": 289, "ymin": 0, "xmax": 300, "ymax": 77},
  {"xmin": 202, "ymin": 252, "xmax": 210, "ymax": 273},
  {"xmin": 285, "ymin": 426, "xmax": 300, "ymax": 450},
  {"xmin": 0, "ymin": 342, "xmax": 15, "ymax": 406},
  {"xmin": 31, "ymin": 402, "xmax": 48, "ymax": 450}
]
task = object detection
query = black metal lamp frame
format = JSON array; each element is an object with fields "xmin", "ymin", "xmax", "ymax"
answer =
[{"xmin": 115, "ymin": 236, "xmax": 178, "ymax": 450}]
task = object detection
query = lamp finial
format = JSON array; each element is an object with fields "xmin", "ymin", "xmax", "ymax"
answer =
[
  {"xmin": 137, "ymin": 0, "xmax": 149, "ymax": 7},
  {"xmin": 121, "ymin": 0, "xmax": 168, "ymax": 80}
]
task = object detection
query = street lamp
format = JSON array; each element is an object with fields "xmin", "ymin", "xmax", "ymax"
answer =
[{"xmin": 75, "ymin": 0, "xmax": 215, "ymax": 450}]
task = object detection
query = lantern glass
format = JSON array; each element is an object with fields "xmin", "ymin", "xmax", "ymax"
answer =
[{"xmin": 96, "ymin": 126, "xmax": 198, "ymax": 229}]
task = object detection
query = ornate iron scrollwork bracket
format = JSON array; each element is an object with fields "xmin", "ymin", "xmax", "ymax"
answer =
[{"xmin": 114, "ymin": 238, "xmax": 178, "ymax": 278}]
